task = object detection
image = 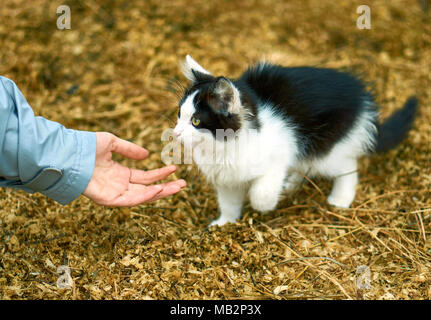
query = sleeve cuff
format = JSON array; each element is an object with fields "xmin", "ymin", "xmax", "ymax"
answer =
[{"xmin": 41, "ymin": 130, "xmax": 96, "ymax": 205}]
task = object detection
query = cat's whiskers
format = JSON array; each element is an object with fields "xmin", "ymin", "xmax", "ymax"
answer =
[{"xmin": 173, "ymin": 55, "xmax": 417, "ymax": 226}]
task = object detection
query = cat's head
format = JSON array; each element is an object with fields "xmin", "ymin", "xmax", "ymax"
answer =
[{"xmin": 174, "ymin": 55, "xmax": 249, "ymax": 143}]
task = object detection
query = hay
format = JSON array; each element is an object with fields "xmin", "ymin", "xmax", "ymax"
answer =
[{"xmin": 1, "ymin": 0, "xmax": 430, "ymax": 300}]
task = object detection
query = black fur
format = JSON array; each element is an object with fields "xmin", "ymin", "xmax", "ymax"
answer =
[
  {"xmin": 179, "ymin": 75, "xmax": 242, "ymax": 137},
  {"xmin": 236, "ymin": 63, "xmax": 374, "ymax": 157},
  {"xmin": 180, "ymin": 62, "xmax": 417, "ymax": 156},
  {"xmin": 375, "ymin": 96, "xmax": 418, "ymax": 153}
]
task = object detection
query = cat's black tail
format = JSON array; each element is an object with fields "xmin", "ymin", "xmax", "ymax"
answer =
[{"xmin": 374, "ymin": 96, "xmax": 418, "ymax": 153}]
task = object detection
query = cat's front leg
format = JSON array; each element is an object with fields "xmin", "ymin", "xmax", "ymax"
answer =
[
  {"xmin": 210, "ymin": 185, "xmax": 246, "ymax": 226},
  {"xmin": 249, "ymin": 167, "xmax": 287, "ymax": 213}
]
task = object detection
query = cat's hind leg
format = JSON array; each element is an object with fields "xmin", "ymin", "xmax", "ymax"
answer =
[
  {"xmin": 210, "ymin": 185, "xmax": 246, "ymax": 226},
  {"xmin": 327, "ymin": 159, "xmax": 358, "ymax": 208}
]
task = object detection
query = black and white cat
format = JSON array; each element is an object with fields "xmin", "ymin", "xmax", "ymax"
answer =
[{"xmin": 174, "ymin": 55, "xmax": 418, "ymax": 226}]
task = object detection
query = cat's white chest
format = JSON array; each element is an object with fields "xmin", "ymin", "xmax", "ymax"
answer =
[
  {"xmin": 194, "ymin": 146, "xmax": 264, "ymax": 186},
  {"xmin": 191, "ymin": 112, "xmax": 297, "ymax": 186},
  {"xmin": 197, "ymin": 161, "xmax": 260, "ymax": 186}
]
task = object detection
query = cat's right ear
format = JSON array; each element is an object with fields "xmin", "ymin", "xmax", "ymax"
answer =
[{"xmin": 181, "ymin": 55, "xmax": 213, "ymax": 82}]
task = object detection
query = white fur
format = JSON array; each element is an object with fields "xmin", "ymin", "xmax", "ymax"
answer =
[
  {"xmin": 175, "ymin": 57, "xmax": 378, "ymax": 226},
  {"xmin": 175, "ymin": 100, "xmax": 301, "ymax": 225},
  {"xmin": 293, "ymin": 103, "xmax": 378, "ymax": 208},
  {"xmin": 181, "ymin": 55, "xmax": 212, "ymax": 82},
  {"xmin": 174, "ymin": 91, "xmax": 197, "ymax": 139}
]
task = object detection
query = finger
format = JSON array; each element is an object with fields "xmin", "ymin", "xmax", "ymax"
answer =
[
  {"xmin": 111, "ymin": 136, "xmax": 149, "ymax": 160},
  {"xmin": 130, "ymin": 165, "xmax": 177, "ymax": 185},
  {"xmin": 147, "ymin": 180, "xmax": 187, "ymax": 201},
  {"xmin": 110, "ymin": 184, "xmax": 163, "ymax": 207}
]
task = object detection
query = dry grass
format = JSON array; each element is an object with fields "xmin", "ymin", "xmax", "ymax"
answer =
[{"xmin": 1, "ymin": 0, "xmax": 430, "ymax": 300}]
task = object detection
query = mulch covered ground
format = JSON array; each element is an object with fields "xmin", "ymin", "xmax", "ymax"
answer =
[{"xmin": 0, "ymin": 0, "xmax": 430, "ymax": 299}]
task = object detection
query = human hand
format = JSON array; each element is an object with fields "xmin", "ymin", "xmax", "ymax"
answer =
[{"xmin": 83, "ymin": 132, "xmax": 186, "ymax": 206}]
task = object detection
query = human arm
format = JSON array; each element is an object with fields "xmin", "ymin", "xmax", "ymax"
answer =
[{"xmin": 0, "ymin": 76, "xmax": 185, "ymax": 205}]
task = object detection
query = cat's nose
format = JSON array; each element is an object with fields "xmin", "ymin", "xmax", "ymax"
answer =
[{"xmin": 173, "ymin": 130, "xmax": 181, "ymax": 138}]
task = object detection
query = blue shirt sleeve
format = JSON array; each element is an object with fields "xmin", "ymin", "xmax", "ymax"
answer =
[{"xmin": 0, "ymin": 76, "xmax": 96, "ymax": 205}]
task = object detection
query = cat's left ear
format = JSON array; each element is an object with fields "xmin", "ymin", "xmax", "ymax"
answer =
[
  {"xmin": 181, "ymin": 55, "xmax": 213, "ymax": 82},
  {"xmin": 209, "ymin": 77, "xmax": 241, "ymax": 116}
]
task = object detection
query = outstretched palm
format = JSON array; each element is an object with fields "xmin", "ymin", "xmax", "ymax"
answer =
[{"xmin": 83, "ymin": 132, "xmax": 186, "ymax": 206}]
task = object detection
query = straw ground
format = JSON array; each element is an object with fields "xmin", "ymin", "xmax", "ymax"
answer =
[{"xmin": 0, "ymin": 0, "xmax": 430, "ymax": 299}]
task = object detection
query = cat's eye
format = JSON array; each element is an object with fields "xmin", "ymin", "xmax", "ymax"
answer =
[{"xmin": 191, "ymin": 117, "xmax": 200, "ymax": 127}]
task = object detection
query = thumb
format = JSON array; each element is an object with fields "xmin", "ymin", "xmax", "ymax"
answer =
[{"xmin": 111, "ymin": 135, "xmax": 149, "ymax": 160}]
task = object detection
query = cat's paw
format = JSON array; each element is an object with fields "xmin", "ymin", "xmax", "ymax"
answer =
[
  {"xmin": 249, "ymin": 183, "xmax": 279, "ymax": 212},
  {"xmin": 283, "ymin": 173, "xmax": 302, "ymax": 193},
  {"xmin": 327, "ymin": 194, "xmax": 353, "ymax": 208},
  {"xmin": 209, "ymin": 216, "xmax": 235, "ymax": 227},
  {"xmin": 283, "ymin": 181, "xmax": 298, "ymax": 193}
]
